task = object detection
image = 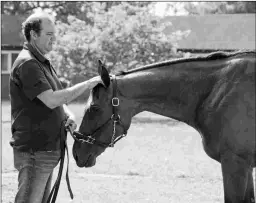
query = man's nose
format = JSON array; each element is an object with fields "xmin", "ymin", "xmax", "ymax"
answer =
[{"xmin": 51, "ymin": 35, "xmax": 56, "ymax": 42}]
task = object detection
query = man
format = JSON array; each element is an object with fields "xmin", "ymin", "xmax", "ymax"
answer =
[{"xmin": 9, "ymin": 11, "xmax": 102, "ymax": 203}]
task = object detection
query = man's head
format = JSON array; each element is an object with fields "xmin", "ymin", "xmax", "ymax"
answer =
[{"xmin": 22, "ymin": 12, "xmax": 56, "ymax": 55}]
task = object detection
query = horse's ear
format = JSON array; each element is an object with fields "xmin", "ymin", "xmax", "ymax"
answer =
[{"xmin": 98, "ymin": 60, "xmax": 110, "ymax": 88}]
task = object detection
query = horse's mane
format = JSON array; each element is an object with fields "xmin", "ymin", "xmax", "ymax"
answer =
[{"xmin": 116, "ymin": 50, "xmax": 255, "ymax": 76}]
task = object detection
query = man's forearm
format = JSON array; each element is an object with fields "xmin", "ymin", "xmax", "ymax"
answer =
[
  {"xmin": 51, "ymin": 80, "xmax": 95, "ymax": 108},
  {"xmin": 54, "ymin": 80, "xmax": 91, "ymax": 105},
  {"xmin": 37, "ymin": 76, "xmax": 102, "ymax": 109}
]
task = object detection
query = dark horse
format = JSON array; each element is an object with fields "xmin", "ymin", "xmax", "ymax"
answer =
[{"xmin": 72, "ymin": 51, "xmax": 255, "ymax": 203}]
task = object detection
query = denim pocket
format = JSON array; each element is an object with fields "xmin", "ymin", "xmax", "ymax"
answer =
[
  {"xmin": 34, "ymin": 150, "xmax": 61, "ymax": 171},
  {"xmin": 13, "ymin": 149, "xmax": 35, "ymax": 171}
]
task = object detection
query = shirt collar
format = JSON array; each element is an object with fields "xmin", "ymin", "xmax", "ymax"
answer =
[{"xmin": 23, "ymin": 42, "xmax": 49, "ymax": 63}]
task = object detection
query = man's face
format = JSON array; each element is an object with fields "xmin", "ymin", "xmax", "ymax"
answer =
[{"xmin": 34, "ymin": 19, "xmax": 56, "ymax": 54}]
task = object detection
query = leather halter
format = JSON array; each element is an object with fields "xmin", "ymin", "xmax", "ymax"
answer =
[{"xmin": 71, "ymin": 75, "xmax": 127, "ymax": 148}]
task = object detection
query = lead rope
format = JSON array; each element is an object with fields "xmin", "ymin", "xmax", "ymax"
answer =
[
  {"xmin": 106, "ymin": 120, "xmax": 117, "ymax": 173},
  {"xmin": 64, "ymin": 133, "xmax": 74, "ymax": 200},
  {"xmin": 110, "ymin": 120, "xmax": 117, "ymax": 147},
  {"xmin": 47, "ymin": 121, "xmax": 74, "ymax": 203}
]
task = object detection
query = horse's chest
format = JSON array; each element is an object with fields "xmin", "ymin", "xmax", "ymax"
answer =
[
  {"xmin": 201, "ymin": 135, "xmax": 221, "ymax": 162},
  {"xmin": 196, "ymin": 111, "xmax": 223, "ymax": 162}
]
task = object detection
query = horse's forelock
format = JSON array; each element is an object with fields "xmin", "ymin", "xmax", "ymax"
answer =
[{"xmin": 83, "ymin": 83, "xmax": 105, "ymax": 114}]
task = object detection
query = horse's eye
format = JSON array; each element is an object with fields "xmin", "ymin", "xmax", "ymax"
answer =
[{"xmin": 90, "ymin": 104, "xmax": 101, "ymax": 111}]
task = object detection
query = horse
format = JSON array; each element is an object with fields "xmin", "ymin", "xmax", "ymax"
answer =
[{"xmin": 72, "ymin": 50, "xmax": 255, "ymax": 203}]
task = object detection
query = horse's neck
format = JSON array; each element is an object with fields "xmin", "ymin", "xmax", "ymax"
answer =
[{"xmin": 119, "ymin": 61, "xmax": 221, "ymax": 126}]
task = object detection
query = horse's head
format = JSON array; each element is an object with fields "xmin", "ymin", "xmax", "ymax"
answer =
[{"xmin": 72, "ymin": 60, "xmax": 134, "ymax": 167}]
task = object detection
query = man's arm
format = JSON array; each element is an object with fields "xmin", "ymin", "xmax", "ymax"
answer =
[
  {"xmin": 17, "ymin": 60, "xmax": 102, "ymax": 109},
  {"xmin": 37, "ymin": 76, "xmax": 102, "ymax": 109}
]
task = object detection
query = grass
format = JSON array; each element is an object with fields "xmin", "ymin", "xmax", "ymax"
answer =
[{"xmin": 1, "ymin": 101, "xmax": 254, "ymax": 203}]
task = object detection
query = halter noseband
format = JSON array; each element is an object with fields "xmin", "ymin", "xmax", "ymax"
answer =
[{"xmin": 71, "ymin": 75, "xmax": 127, "ymax": 148}]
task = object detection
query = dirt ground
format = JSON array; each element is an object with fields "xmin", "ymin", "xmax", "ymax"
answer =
[{"xmin": 1, "ymin": 102, "xmax": 255, "ymax": 203}]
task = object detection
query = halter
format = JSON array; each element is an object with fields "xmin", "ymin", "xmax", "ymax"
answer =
[{"xmin": 71, "ymin": 75, "xmax": 127, "ymax": 148}]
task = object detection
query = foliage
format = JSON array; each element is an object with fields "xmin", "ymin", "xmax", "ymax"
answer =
[
  {"xmin": 1, "ymin": 1, "xmax": 63, "ymax": 16},
  {"xmin": 47, "ymin": 2, "xmax": 187, "ymax": 81},
  {"xmin": 157, "ymin": 2, "xmax": 256, "ymax": 16},
  {"xmin": 1, "ymin": 1, "xmax": 152, "ymax": 23},
  {"xmin": 184, "ymin": 2, "xmax": 256, "ymax": 15}
]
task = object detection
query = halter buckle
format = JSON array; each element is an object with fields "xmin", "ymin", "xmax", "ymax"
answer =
[
  {"xmin": 82, "ymin": 136, "xmax": 95, "ymax": 145},
  {"xmin": 112, "ymin": 97, "xmax": 119, "ymax": 106}
]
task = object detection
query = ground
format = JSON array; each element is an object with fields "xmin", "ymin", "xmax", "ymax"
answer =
[{"xmin": 1, "ymin": 102, "xmax": 255, "ymax": 203}]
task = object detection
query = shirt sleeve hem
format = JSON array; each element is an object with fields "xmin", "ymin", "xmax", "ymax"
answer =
[{"xmin": 28, "ymin": 87, "xmax": 52, "ymax": 101}]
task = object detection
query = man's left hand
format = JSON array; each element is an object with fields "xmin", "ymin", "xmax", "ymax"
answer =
[{"xmin": 65, "ymin": 117, "xmax": 77, "ymax": 133}]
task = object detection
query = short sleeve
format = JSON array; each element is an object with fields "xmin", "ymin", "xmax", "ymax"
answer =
[{"xmin": 18, "ymin": 60, "xmax": 52, "ymax": 100}]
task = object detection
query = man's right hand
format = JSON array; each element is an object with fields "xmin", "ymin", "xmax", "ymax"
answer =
[{"xmin": 88, "ymin": 76, "xmax": 105, "ymax": 89}]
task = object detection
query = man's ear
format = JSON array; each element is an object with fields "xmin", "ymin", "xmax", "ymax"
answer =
[
  {"xmin": 98, "ymin": 60, "xmax": 110, "ymax": 88},
  {"xmin": 30, "ymin": 30, "xmax": 38, "ymax": 40}
]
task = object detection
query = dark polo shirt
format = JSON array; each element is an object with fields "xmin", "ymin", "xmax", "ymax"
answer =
[{"xmin": 9, "ymin": 43, "xmax": 67, "ymax": 152}]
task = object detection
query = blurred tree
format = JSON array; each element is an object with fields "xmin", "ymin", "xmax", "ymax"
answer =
[
  {"xmin": 184, "ymin": 2, "xmax": 256, "ymax": 15},
  {"xmin": 1, "ymin": 1, "xmax": 63, "ymax": 15},
  {"xmin": 1, "ymin": 1, "xmax": 95, "ymax": 23},
  {"xmin": 47, "ymin": 2, "xmax": 187, "ymax": 82},
  {"xmin": 160, "ymin": 2, "xmax": 256, "ymax": 16},
  {"xmin": 104, "ymin": 2, "xmax": 152, "ymax": 11},
  {"xmin": 1, "ymin": 1, "xmax": 154, "ymax": 23}
]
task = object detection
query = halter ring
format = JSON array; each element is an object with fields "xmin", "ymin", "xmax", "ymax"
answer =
[
  {"xmin": 112, "ymin": 97, "xmax": 119, "ymax": 106},
  {"xmin": 111, "ymin": 114, "xmax": 120, "ymax": 121}
]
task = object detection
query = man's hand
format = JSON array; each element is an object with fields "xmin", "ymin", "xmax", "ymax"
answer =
[
  {"xmin": 65, "ymin": 116, "xmax": 77, "ymax": 133},
  {"xmin": 88, "ymin": 76, "xmax": 105, "ymax": 89}
]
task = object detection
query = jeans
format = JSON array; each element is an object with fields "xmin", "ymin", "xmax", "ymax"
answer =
[{"xmin": 13, "ymin": 148, "xmax": 61, "ymax": 203}]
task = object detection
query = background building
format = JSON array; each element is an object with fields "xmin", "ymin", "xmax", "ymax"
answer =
[
  {"xmin": 1, "ymin": 14, "xmax": 24, "ymax": 99},
  {"xmin": 163, "ymin": 14, "xmax": 255, "ymax": 55}
]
